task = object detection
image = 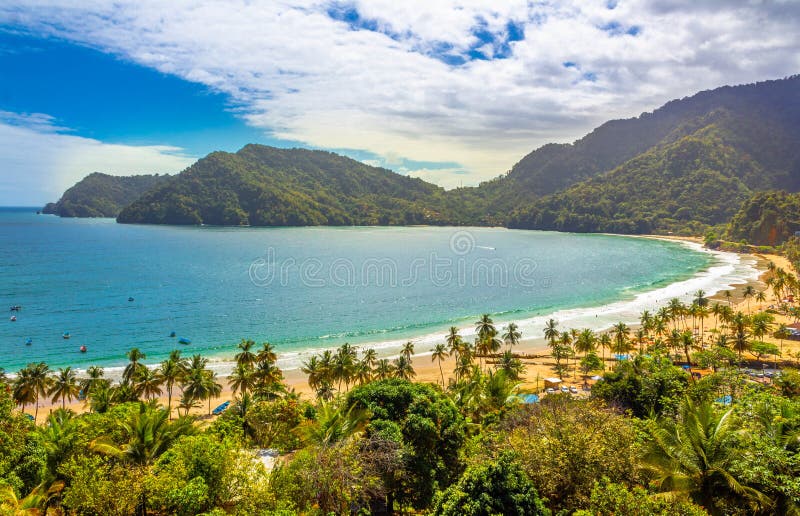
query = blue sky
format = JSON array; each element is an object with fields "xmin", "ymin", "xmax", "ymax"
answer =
[{"xmin": 0, "ymin": 1, "xmax": 799, "ymax": 205}]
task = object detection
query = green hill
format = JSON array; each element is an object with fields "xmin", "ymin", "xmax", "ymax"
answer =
[
  {"xmin": 43, "ymin": 173, "xmax": 170, "ymax": 217},
  {"xmin": 106, "ymin": 76, "xmax": 800, "ymax": 231},
  {"xmin": 504, "ymin": 76, "xmax": 800, "ymax": 234},
  {"xmin": 117, "ymin": 145, "xmax": 457, "ymax": 226},
  {"xmin": 726, "ymin": 191, "xmax": 800, "ymax": 246}
]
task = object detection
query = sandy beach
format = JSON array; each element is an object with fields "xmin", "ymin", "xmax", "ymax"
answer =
[{"xmin": 22, "ymin": 238, "xmax": 798, "ymax": 423}]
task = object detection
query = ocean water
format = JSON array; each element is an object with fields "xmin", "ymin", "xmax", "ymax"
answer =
[{"xmin": 0, "ymin": 208, "xmax": 758, "ymax": 375}]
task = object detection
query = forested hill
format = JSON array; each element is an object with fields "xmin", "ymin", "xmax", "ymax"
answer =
[
  {"xmin": 725, "ymin": 191, "xmax": 800, "ymax": 246},
  {"xmin": 117, "ymin": 145, "xmax": 457, "ymax": 226},
  {"xmin": 42, "ymin": 172, "xmax": 169, "ymax": 217},
  {"xmin": 103, "ymin": 76, "xmax": 800, "ymax": 231},
  {"xmin": 503, "ymin": 76, "xmax": 800, "ymax": 233}
]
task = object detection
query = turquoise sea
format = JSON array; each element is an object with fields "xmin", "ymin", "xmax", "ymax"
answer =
[{"xmin": 0, "ymin": 207, "xmax": 757, "ymax": 374}]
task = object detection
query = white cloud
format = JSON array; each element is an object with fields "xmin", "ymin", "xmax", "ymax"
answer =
[
  {"xmin": 1, "ymin": 0, "xmax": 799, "ymax": 188},
  {"xmin": 0, "ymin": 112, "xmax": 195, "ymax": 205}
]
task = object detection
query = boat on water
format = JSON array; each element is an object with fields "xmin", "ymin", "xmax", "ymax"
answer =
[
  {"xmin": 9, "ymin": 305, "xmax": 21, "ymax": 311},
  {"xmin": 25, "ymin": 337, "xmax": 32, "ymax": 346},
  {"xmin": 63, "ymin": 332, "xmax": 70, "ymax": 339},
  {"xmin": 79, "ymin": 345, "xmax": 87, "ymax": 353},
  {"xmin": 169, "ymin": 331, "xmax": 176, "ymax": 338},
  {"xmin": 128, "ymin": 297, "xmax": 135, "ymax": 302},
  {"xmin": 10, "ymin": 315, "xmax": 16, "ymax": 322},
  {"xmin": 178, "ymin": 337, "xmax": 191, "ymax": 345}
]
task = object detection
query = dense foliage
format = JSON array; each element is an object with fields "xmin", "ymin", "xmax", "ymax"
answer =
[
  {"xmin": 106, "ymin": 76, "xmax": 800, "ymax": 233},
  {"xmin": 726, "ymin": 190, "xmax": 800, "ymax": 245},
  {"xmin": 43, "ymin": 173, "xmax": 169, "ymax": 218},
  {"xmin": 117, "ymin": 145, "xmax": 459, "ymax": 226}
]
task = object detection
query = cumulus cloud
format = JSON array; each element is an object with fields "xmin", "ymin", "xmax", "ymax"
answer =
[
  {"xmin": 1, "ymin": 0, "xmax": 799, "ymax": 188},
  {"xmin": 0, "ymin": 111, "xmax": 195, "ymax": 205}
]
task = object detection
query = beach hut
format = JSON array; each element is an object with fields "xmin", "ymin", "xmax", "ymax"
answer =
[{"xmin": 543, "ymin": 378, "xmax": 562, "ymax": 389}]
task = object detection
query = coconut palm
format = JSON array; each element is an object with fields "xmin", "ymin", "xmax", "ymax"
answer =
[
  {"xmin": 361, "ymin": 348, "xmax": 377, "ymax": 369},
  {"xmin": 475, "ymin": 314, "xmax": 496, "ymax": 341},
  {"xmin": 257, "ymin": 341, "xmax": 277, "ymax": 365},
  {"xmin": 47, "ymin": 367, "xmax": 80, "ymax": 410},
  {"xmin": 431, "ymin": 342, "xmax": 448, "ymax": 386},
  {"xmin": 235, "ymin": 339, "xmax": 257, "ymax": 368},
  {"xmin": 301, "ymin": 355, "xmax": 324, "ymax": 393},
  {"xmin": 79, "ymin": 365, "xmax": 106, "ymax": 402},
  {"xmin": 374, "ymin": 359, "xmax": 394, "ymax": 380},
  {"xmin": 156, "ymin": 355, "xmax": 184, "ymax": 419},
  {"xmin": 774, "ymin": 323, "xmax": 791, "ymax": 363},
  {"xmin": 642, "ymin": 397, "xmax": 769, "ymax": 512},
  {"xmin": 253, "ymin": 360, "xmax": 284, "ymax": 399},
  {"xmin": 446, "ymin": 327, "xmax": 462, "ymax": 358},
  {"xmin": 730, "ymin": 312, "xmax": 750, "ymax": 361},
  {"xmin": 353, "ymin": 359, "xmax": 372, "ymax": 386},
  {"xmin": 598, "ymin": 333, "xmax": 611, "ymax": 369},
  {"xmin": 694, "ymin": 289, "xmax": 709, "ymax": 308},
  {"xmin": 123, "ymin": 348, "xmax": 146, "ymax": 385},
  {"xmin": 723, "ymin": 290, "xmax": 733, "ymax": 306},
  {"xmin": 393, "ymin": 355, "xmax": 416, "ymax": 380},
  {"xmin": 333, "ymin": 345, "xmax": 356, "ymax": 392},
  {"xmin": 496, "ymin": 350, "xmax": 525, "ymax": 381},
  {"xmin": 640, "ymin": 310, "xmax": 654, "ymax": 335},
  {"xmin": 502, "ymin": 322, "xmax": 521, "ymax": 351},
  {"xmin": 294, "ymin": 402, "xmax": 368, "ymax": 446},
  {"xmin": 20, "ymin": 362, "xmax": 51, "ymax": 420},
  {"xmin": 401, "ymin": 341, "xmax": 415, "ymax": 361},
  {"xmin": 611, "ymin": 321, "xmax": 631, "ymax": 355},
  {"xmin": 90, "ymin": 402, "xmax": 196, "ymax": 466},
  {"xmin": 742, "ymin": 285, "xmax": 756, "ymax": 314},
  {"xmin": 543, "ymin": 318, "xmax": 559, "ymax": 346},
  {"xmin": 229, "ymin": 363, "xmax": 255, "ymax": 397},
  {"xmin": 134, "ymin": 367, "xmax": 163, "ymax": 401},
  {"xmin": 12, "ymin": 366, "xmax": 36, "ymax": 414},
  {"xmin": 574, "ymin": 328, "xmax": 597, "ymax": 358}
]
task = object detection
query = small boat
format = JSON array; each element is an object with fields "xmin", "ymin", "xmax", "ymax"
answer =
[
  {"xmin": 79, "ymin": 345, "xmax": 87, "ymax": 353},
  {"xmin": 62, "ymin": 332, "xmax": 70, "ymax": 340},
  {"xmin": 10, "ymin": 315, "xmax": 16, "ymax": 322},
  {"xmin": 9, "ymin": 305, "xmax": 21, "ymax": 312},
  {"xmin": 25, "ymin": 337, "xmax": 32, "ymax": 346},
  {"xmin": 178, "ymin": 337, "xmax": 191, "ymax": 345},
  {"xmin": 169, "ymin": 331, "xmax": 176, "ymax": 338},
  {"xmin": 128, "ymin": 297, "xmax": 135, "ymax": 302}
]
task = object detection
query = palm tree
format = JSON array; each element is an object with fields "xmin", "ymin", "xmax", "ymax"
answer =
[
  {"xmin": 134, "ymin": 367, "xmax": 163, "ymax": 401},
  {"xmin": 502, "ymin": 322, "xmax": 521, "ymax": 351},
  {"xmin": 229, "ymin": 363, "xmax": 255, "ymax": 397},
  {"xmin": 742, "ymin": 285, "xmax": 756, "ymax": 314},
  {"xmin": 301, "ymin": 355, "xmax": 324, "ymax": 393},
  {"xmin": 374, "ymin": 359, "xmax": 394, "ymax": 380},
  {"xmin": 257, "ymin": 341, "xmax": 277, "ymax": 365},
  {"xmin": 598, "ymin": 333, "xmax": 611, "ymax": 369},
  {"xmin": 723, "ymin": 290, "xmax": 733, "ymax": 306},
  {"xmin": 694, "ymin": 289, "xmax": 709, "ymax": 308},
  {"xmin": 333, "ymin": 345, "xmax": 356, "ymax": 392},
  {"xmin": 80, "ymin": 365, "xmax": 106, "ymax": 402},
  {"xmin": 123, "ymin": 348, "xmax": 146, "ymax": 384},
  {"xmin": 235, "ymin": 339, "xmax": 257, "ymax": 368},
  {"xmin": 12, "ymin": 366, "xmax": 36, "ymax": 414},
  {"xmin": 401, "ymin": 341, "xmax": 415, "ymax": 361},
  {"xmin": 574, "ymin": 328, "xmax": 597, "ymax": 358},
  {"xmin": 543, "ymin": 318, "xmax": 559, "ymax": 346},
  {"xmin": 253, "ymin": 360, "xmax": 283, "ymax": 399},
  {"xmin": 611, "ymin": 321, "xmax": 631, "ymax": 355},
  {"xmin": 431, "ymin": 343, "xmax": 448, "ymax": 386},
  {"xmin": 730, "ymin": 312, "xmax": 750, "ymax": 361},
  {"xmin": 156, "ymin": 355, "xmax": 184, "ymax": 419},
  {"xmin": 774, "ymin": 323, "xmax": 791, "ymax": 364},
  {"xmin": 475, "ymin": 314, "xmax": 496, "ymax": 341},
  {"xmin": 25, "ymin": 362, "xmax": 51, "ymax": 420},
  {"xmin": 48, "ymin": 367, "xmax": 80, "ymax": 409},
  {"xmin": 353, "ymin": 359, "xmax": 372, "ymax": 386},
  {"xmin": 393, "ymin": 355, "xmax": 416, "ymax": 380},
  {"xmin": 643, "ymin": 397, "xmax": 769, "ymax": 512},
  {"xmin": 294, "ymin": 402, "xmax": 368, "ymax": 446},
  {"xmin": 446, "ymin": 327, "xmax": 461, "ymax": 358},
  {"xmin": 361, "ymin": 348, "xmax": 377, "ymax": 369},
  {"xmin": 496, "ymin": 350, "xmax": 525, "ymax": 380},
  {"xmin": 755, "ymin": 290, "xmax": 767, "ymax": 306}
]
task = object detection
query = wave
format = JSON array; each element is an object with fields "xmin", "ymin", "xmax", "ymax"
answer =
[{"xmin": 161, "ymin": 239, "xmax": 760, "ymax": 377}]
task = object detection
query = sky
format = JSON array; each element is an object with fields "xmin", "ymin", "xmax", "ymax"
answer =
[{"xmin": 1, "ymin": 1, "xmax": 799, "ymax": 205}]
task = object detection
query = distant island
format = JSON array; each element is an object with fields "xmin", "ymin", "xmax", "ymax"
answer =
[
  {"xmin": 47, "ymin": 76, "xmax": 800, "ymax": 238},
  {"xmin": 43, "ymin": 172, "xmax": 170, "ymax": 218}
]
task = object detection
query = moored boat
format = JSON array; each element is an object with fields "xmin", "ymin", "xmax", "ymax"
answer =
[
  {"xmin": 63, "ymin": 332, "xmax": 70, "ymax": 339},
  {"xmin": 178, "ymin": 337, "xmax": 191, "ymax": 345},
  {"xmin": 10, "ymin": 315, "xmax": 16, "ymax": 322},
  {"xmin": 25, "ymin": 337, "xmax": 32, "ymax": 346},
  {"xmin": 79, "ymin": 345, "xmax": 87, "ymax": 353}
]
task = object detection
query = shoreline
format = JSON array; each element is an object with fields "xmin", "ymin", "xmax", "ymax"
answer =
[{"xmin": 22, "ymin": 234, "xmax": 778, "ymax": 422}]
